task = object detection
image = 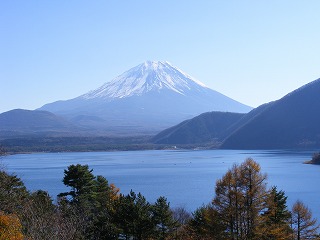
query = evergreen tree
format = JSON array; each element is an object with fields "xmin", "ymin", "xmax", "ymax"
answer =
[
  {"xmin": 90, "ymin": 175, "xmax": 119, "ymax": 240},
  {"xmin": 187, "ymin": 205, "xmax": 226, "ymax": 239},
  {"xmin": 114, "ymin": 191, "xmax": 136, "ymax": 239},
  {"xmin": 0, "ymin": 170, "xmax": 29, "ymax": 214},
  {"xmin": 187, "ymin": 207, "xmax": 208, "ymax": 238},
  {"xmin": 93, "ymin": 175, "xmax": 119, "ymax": 210},
  {"xmin": 114, "ymin": 190, "xmax": 154, "ymax": 240},
  {"xmin": 58, "ymin": 164, "xmax": 120, "ymax": 239},
  {"xmin": 58, "ymin": 164, "xmax": 95, "ymax": 203},
  {"xmin": 259, "ymin": 186, "xmax": 292, "ymax": 239},
  {"xmin": 134, "ymin": 192, "xmax": 155, "ymax": 240},
  {"xmin": 152, "ymin": 196, "xmax": 176, "ymax": 240}
]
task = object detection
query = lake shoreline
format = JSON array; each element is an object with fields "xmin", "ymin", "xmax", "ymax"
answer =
[{"xmin": 2, "ymin": 149, "xmax": 319, "ymax": 221}]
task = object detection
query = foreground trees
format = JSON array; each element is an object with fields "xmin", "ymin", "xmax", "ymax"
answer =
[
  {"xmin": 152, "ymin": 196, "xmax": 176, "ymax": 239},
  {"xmin": 0, "ymin": 159, "xmax": 319, "ymax": 239},
  {"xmin": 213, "ymin": 158, "xmax": 267, "ymax": 239},
  {"xmin": 58, "ymin": 164, "xmax": 121, "ymax": 239},
  {"xmin": 59, "ymin": 164, "xmax": 176, "ymax": 240},
  {"xmin": 259, "ymin": 186, "xmax": 292, "ymax": 239},
  {"xmin": 0, "ymin": 211, "xmax": 23, "ymax": 239},
  {"xmin": 185, "ymin": 159, "xmax": 319, "ymax": 240},
  {"xmin": 292, "ymin": 200, "xmax": 319, "ymax": 240}
]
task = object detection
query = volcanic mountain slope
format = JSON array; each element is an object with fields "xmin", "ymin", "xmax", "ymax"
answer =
[
  {"xmin": 152, "ymin": 111, "xmax": 245, "ymax": 144},
  {"xmin": 221, "ymin": 78, "xmax": 320, "ymax": 149},
  {"xmin": 39, "ymin": 61, "xmax": 252, "ymax": 134}
]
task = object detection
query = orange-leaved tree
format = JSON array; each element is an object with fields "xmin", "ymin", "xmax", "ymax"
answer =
[{"xmin": 0, "ymin": 211, "xmax": 24, "ymax": 240}]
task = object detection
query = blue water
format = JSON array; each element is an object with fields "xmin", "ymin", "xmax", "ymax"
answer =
[{"xmin": 2, "ymin": 150, "xmax": 320, "ymax": 220}]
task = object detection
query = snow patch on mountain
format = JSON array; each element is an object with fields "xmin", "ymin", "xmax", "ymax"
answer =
[{"xmin": 81, "ymin": 61, "xmax": 209, "ymax": 100}]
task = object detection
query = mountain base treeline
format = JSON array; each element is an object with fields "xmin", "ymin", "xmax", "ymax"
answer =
[
  {"xmin": 1, "ymin": 158, "xmax": 319, "ymax": 239},
  {"xmin": 0, "ymin": 136, "xmax": 216, "ymax": 153}
]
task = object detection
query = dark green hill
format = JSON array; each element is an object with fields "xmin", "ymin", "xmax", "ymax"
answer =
[
  {"xmin": 221, "ymin": 78, "xmax": 320, "ymax": 149},
  {"xmin": 152, "ymin": 111, "xmax": 244, "ymax": 144},
  {"xmin": 0, "ymin": 109, "xmax": 77, "ymax": 137}
]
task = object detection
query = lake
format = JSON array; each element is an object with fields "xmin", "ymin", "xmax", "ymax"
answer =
[{"xmin": 2, "ymin": 150, "xmax": 320, "ymax": 220}]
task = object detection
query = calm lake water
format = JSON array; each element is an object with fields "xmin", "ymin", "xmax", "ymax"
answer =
[{"xmin": 2, "ymin": 150, "xmax": 320, "ymax": 220}]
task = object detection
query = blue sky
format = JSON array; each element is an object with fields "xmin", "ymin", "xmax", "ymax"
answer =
[{"xmin": 1, "ymin": 1, "xmax": 320, "ymax": 113}]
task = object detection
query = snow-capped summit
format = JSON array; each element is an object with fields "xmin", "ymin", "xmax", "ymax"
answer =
[
  {"xmin": 81, "ymin": 61, "xmax": 208, "ymax": 100},
  {"xmin": 39, "ymin": 61, "xmax": 252, "ymax": 134}
]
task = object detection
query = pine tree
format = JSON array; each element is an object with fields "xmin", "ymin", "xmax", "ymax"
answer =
[
  {"xmin": 58, "ymin": 164, "xmax": 120, "ymax": 239},
  {"xmin": 259, "ymin": 186, "xmax": 292, "ymax": 239},
  {"xmin": 58, "ymin": 164, "xmax": 95, "ymax": 203},
  {"xmin": 114, "ymin": 190, "xmax": 155, "ymax": 240},
  {"xmin": 187, "ymin": 205, "xmax": 226, "ymax": 239},
  {"xmin": 187, "ymin": 207, "xmax": 209, "ymax": 238},
  {"xmin": 152, "ymin": 196, "xmax": 176, "ymax": 240},
  {"xmin": 0, "ymin": 170, "xmax": 29, "ymax": 214},
  {"xmin": 91, "ymin": 175, "xmax": 119, "ymax": 240}
]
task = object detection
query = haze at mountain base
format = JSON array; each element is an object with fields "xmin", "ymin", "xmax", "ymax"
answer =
[{"xmin": 39, "ymin": 61, "xmax": 252, "ymax": 134}]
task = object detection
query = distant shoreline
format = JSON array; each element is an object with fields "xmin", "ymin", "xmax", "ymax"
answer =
[
  {"xmin": 304, "ymin": 160, "xmax": 320, "ymax": 165},
  {"xmin": 303, "ymin": 152, "xmax": 320, "ymax": 165}
]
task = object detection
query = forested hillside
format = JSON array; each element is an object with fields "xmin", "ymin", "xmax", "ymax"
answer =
[
  {"xmin": 222, "ymin": 79, "xmax": 320, "ymax": 149},
  {"xmin": 152, "ymin": 112, "xmax": 244, "ymax": 144}
]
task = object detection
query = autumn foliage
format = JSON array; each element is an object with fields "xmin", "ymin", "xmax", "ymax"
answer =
[
  {"xmin": 0, "ymin": 211, "xmax": 23, "ymax": 240},
  {"xmin": 0, "ymin": 159, "xmax": 319, "ymax": 239}
]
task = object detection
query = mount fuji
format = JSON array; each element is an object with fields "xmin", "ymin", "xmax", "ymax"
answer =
[{"xmin": 39, "ymin": 61, "xmax": 252, "ymax": 134}]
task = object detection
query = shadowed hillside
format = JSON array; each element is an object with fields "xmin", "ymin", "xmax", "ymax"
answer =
[
  {"xmin": 221, "ymin": 78, "xmax": 320, "ymax": 149},
  {"xmin": 0, "ymin": 109, "xmax": 78, "ymax": 137},
  {"xmin": 153, "ymin": 111, "xmax": 244, "ymax": 144}
]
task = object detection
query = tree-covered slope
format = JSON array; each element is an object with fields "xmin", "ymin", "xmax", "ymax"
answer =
[
  {"xmin": 221, "ymin": 78, "xmax": 320, "ymax": 149},
  {"xmin": 152, "ymin": 111, "xmax": 244, "ymax": 144},
  {"xmin": 0, "ymin": 109, "xmax": 77, "ymax": 137}
]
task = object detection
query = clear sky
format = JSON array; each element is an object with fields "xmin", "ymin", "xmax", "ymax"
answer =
[{"xmin": 1, "ymin": 0, "xmax": 320, "ymax": 113}]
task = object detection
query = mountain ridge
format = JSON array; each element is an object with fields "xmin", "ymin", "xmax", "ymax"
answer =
[
  {"xmin": 0, "ymin": 109, "xmax": 79, "ymax": 138},
  {"xmin": 39, "ymin": 61, "xmax": 252, "ymax": 134},
  {"xmin": 221, "ymin": 78, "xmax": 320, "ymax": 149},
  {"xmin": 152, "ymin": 111, "xmax": 245, "ymax": 144},
  {"xmin": 152, "ymin": 77, "xmax": 320, "ymax": 149},
  {"xmin": 2, "ymin": 70, "xmax": 320, "ymax": 150}
]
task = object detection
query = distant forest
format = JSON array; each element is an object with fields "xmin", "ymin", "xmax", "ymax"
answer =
[
  {"xmin": 1, "ymin": 153, "xmax": 319, "ymax": 239},
  {"xmin": 0, "ymin": 136, "xmax": 155, "ymax": 153},
  {"xmin": 0, "ymin": 136, "xmax": 207, "ymax": 153}
]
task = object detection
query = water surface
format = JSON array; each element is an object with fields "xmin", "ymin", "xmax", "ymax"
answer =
[{"xmin": 2, "ymin": 150, "xmax": 320, "ymax": 220}]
